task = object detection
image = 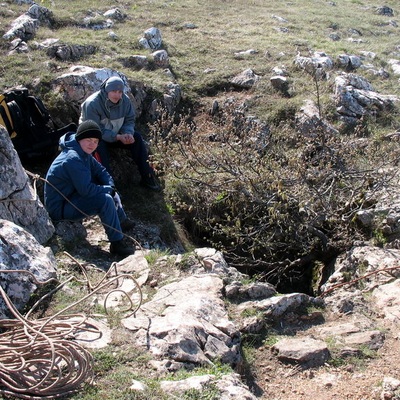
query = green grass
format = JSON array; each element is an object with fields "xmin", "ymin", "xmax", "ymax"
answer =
[
  {"xmin": 2, "ymin": 0, "xmax": 400, "ymax": 104},
  {"xmin": 168, "ymin": 361, "xmax": 233, "ymax": 381},
  {"xmin": 70, "ymin": 351, "xmax": 231, "ymax": 400},
  {"xmin": 1, "ymin": 0, "xmax": 399, "ymax": 397}
]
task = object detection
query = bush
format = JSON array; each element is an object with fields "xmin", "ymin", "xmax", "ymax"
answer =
[{"xmin": 151, "ymin": 102, "xmax": 395, "ymax": 291}]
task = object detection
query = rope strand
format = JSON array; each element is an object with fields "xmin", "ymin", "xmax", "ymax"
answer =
[
  {"xmin": 23, "ymin": 169, "xmax": 142, "ymax": 250},
  {"xmin": 0, "ymin": 261, "xmax": 143, "ymax": 399}
]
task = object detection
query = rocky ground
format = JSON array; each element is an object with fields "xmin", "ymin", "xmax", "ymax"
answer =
[
  {"xmin": 47, "ymin": 207, "xmax": 400, "ymax": 400},
  {"xmin": 252, "ymin": 313, "xmax": 400, "ymax": 400},
  {"xmin": 27, "ymin": 132, "xmax": 400, "ymax": 400}
]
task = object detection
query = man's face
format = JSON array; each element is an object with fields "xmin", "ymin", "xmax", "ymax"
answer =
[
  {"xmin": 107, "ymin": 90, "xmax": 123, "ymax": 104},
  {"xmin": 79, "ymin": 138, "xmax": 100, "ymax": 154}
]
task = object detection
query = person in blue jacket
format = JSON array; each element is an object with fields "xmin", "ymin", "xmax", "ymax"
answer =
[
  {"xmin": 79, "ymin": 76, "xmax": 160, "ymax": 191},
  {"xmin": 44, "ymin": 120, "xmax": 136, "ymax": 256}
]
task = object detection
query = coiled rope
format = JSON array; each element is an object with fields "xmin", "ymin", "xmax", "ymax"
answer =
[{"xmin": 0, "ymin": 257, "xmax": 143, "ymax": 399}]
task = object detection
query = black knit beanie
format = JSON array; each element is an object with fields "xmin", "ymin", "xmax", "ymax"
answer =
[{"xmin": 75, "ymin": 120, "xmax": 102, "ymax": 141}]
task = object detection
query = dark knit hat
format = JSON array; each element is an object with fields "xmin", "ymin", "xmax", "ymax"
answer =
[
  {"xmin": 75, "ymin": 120, "xmax": 102, "ymax": 141},
  {"xmin": 104, "ymin": 76, "xmax": 124, "ymax": 93}
]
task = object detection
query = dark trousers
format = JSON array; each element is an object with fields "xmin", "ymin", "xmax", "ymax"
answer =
[
  {"xmin": 96, "ymin": 131, "xmax": 153, "ymax": 178},
  {"xmin": 63, "ymin": 193, "xmax": 126, "ymax": 242}
]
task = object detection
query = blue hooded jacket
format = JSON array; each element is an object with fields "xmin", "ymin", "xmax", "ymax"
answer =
[
  {"xmin": 79, "ymin": 79, "xmax": 135, "ymax": 143},
  {"xmin": 44, "ymin": 131, "xmax": 115, "ymax": 221}
]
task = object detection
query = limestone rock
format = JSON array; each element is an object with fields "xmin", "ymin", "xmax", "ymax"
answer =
[
  {"xmin": 335, "ymin": 72, "xmax": 398, "ymax": 120},
  {"xmin": 122, "ymin": 274, "xmax": 241, "ymax": 366},
  {"xmin": 230, "ymin": 68, "xmax": 260, "ymax": 89},
  {"xmin": 0, "ymin": 125, "xmax": 54, "ymax": 244},
  {"xmin": 272, "ymin": 337, "xmax": 330, "ymax": 367},
  {"xmin": 140, "ymin": 27, "xmax": 162, "ymax": 50},
  {"xmin": 0, "ymin": 219, "xmax": 57, "ymax": 318},
  {"xmin": 3, "ymin": 3, "xmax": 53, "ymax": 41}
]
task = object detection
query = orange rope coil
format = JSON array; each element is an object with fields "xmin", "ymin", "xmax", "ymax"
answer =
[{"xmin": 0, "ymin": 260, "xmax": 143, "ymax": 399}]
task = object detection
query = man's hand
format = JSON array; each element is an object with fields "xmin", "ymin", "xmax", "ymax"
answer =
[
  {"xmin": 117, "ymin": 133, "xmax": 135, "ymax": 145},
  {"xmin": 113, "ymin": 192, "xmax": 122, "ymax": 209}
]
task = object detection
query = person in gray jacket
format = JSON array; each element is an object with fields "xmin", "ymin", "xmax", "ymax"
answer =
[
  {"xmin": 79, "ymin": 76, "xmax": 160, "ymax": 191},
  {"xmin": 44, "ymin": 120, "xmax": 136, "ymax": 256}
]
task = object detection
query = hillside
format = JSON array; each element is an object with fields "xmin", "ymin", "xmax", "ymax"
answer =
[
  {"xmin": 2, "ymin": 0, "xmax": 400, "ymax": 117},
  {"xmin": 1, "ymin": 0, "xmax": 400, "ymax": 399}
]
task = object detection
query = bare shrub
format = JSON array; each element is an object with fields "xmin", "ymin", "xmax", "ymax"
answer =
[{"xmin": 150, "ymin": 104, "xmax": 399, "ymax": 290}]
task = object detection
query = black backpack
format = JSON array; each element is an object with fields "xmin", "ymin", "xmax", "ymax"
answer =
[{"xmin": 0, "ymin": 87, "xmax": 76, "ymax": 162}]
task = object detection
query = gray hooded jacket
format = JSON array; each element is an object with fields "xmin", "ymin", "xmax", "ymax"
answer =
[{"xmin": 79, "ymin": 82, "xmax": 135, "ymax": 142}]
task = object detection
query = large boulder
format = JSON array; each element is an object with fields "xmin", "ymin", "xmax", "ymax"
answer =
[
  {"xmin": 52, "ymin": 66, "xmax": 149, "ymax": 121},
  {"xmin": 51, "ymin": 65, "xmax": 182, "ymax": 129},
  {"xmin": 122, "ymin": 273, "xmax": 241, "ymax": 367},
  {"xmin": 0, "ymin": 219, "xmax": 57, "ymax": 319},
  {"xmin": 0, "ymin": 125, "xmax": 54, "ymax": 244},
  {"xmin": 51, "ymin": 66, "xmax": 132, "ymax": 119},
  {"xmin": 335, "ymin": 72, "xmax": 399, "ymax": 125},
  {"xmin": 2, "ymin": 3, "xmax": 53, "ymax": 41}
]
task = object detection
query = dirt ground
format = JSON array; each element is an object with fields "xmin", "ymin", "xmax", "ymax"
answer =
[{"xmin": 249, "ymin": 317, "xmax": 400, "ymax": 400}]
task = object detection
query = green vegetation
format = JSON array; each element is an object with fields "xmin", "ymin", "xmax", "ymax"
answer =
[
  {"xmin": 143, "ymin": 248, "xmax": 168, "ymax": 264},
  {"xmin": 240, "ymin": 307, "xmax": 262, "ymax": 319},
  {"xmin": 179, "ymin": 386, "xmax": 221, "ymax": 400},
  {"xmin": 325, "ymin": 336, "xmax": 378, "ymax": 369},
  {"xmin": 372, "ymin": 228, "xmax": 388, "ymax": 247},
  {"xmin": 170, "ymin": 361, "xmax": 233, "ymax": 381},
  {"xmin": 1, "ymin": 1, "xmax": 399, "ymax": 396},
  {"xmin": 71, "ymin": 350, "xmax": 231, "ymax": 400},
  {"xmin": 263, "ymin": 334, "xmax": 280, "ymax": 348},
  {"xmin": 2, "ymin": 0, "xmax": 399, "ymax": 102}
]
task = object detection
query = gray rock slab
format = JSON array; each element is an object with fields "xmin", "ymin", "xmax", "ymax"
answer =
[
  {"xmin": 272, "ymin": 337, "xmax": 330, "ymax": 368},
  {"xmin": 122, "ymin": 274, "xmax": 241, "ymax": 366}
]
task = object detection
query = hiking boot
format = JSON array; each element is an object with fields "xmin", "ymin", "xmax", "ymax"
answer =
[
  {"xmin": 120, "ymin": 218, "xmax": 135, "ymax": 232},
  {"xmin": 109, "ymin": 239, "xmax": 135, "ymax": 256},
  {"xmin": 140, "ymin": 175, "xmax": 161, "ymax": 192}
]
